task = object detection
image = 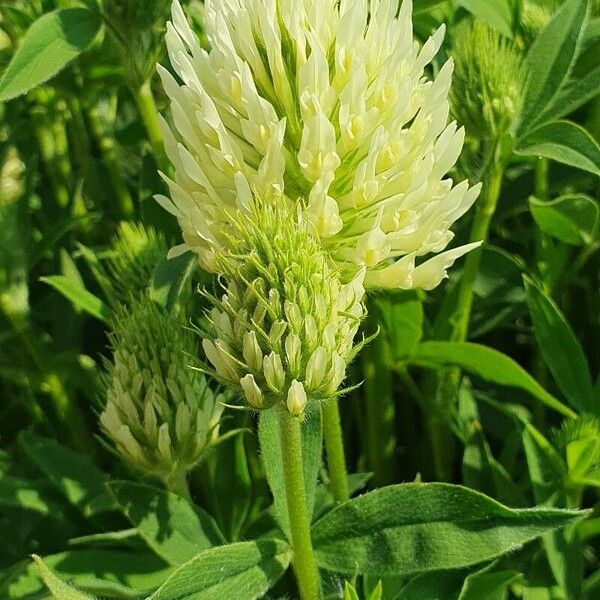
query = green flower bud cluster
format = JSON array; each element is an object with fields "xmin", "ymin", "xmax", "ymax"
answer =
[
  {"xmin": 105, "ymin": 222, "xmax": 167, "ymax": 307},
  {"xmin": 100, "ymin": 296, "xmax": 224, "ymax": 481},
  {"xmin": 201, "ymin": 202, "xmax": 365, "ymax": 418},
  {"xmin": 451, "ymin": 22, "xmax": 524, "ymax": 142}
]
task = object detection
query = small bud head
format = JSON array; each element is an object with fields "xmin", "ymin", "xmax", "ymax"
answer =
[
  {"xmin": 287, "ymin": 380, "xmax": 308, "ymax": 418},
  {"xmin": 101, "ymin": 296, "xmax": 224, "ymax": 481}
]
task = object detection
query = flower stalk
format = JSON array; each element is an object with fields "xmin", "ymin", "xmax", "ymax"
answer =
[
  {"xmin": 451, "ymin": 158, "xmax": 506, "ymax": 343},
  {"xmin": 133, "ymin": 81, "xmax": 168, "ymax": 170},
  {"xmin": 322, "ymin": 400, "xmax": 349, "ymax": 503},
  {"xmin": 278, "ymin": 406, "xmax": 323, "ymax": 600}
]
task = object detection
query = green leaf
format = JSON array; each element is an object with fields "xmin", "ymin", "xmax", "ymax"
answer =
[
  {"xmin": 539, "ymin": 64, "xmax": 600, "ymax": 124},
  {"xmin": 313, "ymin": 472, "xmax": 372, "ymax": 522},
  {"xmin": 411, "ymin": 342, "xmax": 576, "ymax": 418},
  {"xmin": 18, "ymin": 431, "xmax": 113, "ymax": 516},
  {"xmin": 395, "ymin": 571, "xmax": 465, "ymax": 599},
  {"xmin": 108, "ymin": 481, "xmax": 225, "ymax": 566},
  {"xmin": 0, "ymin": 8, "xmax": 102, "ymax": 102},
  {"xmin": 515, "ymin": 120, "xmax": 600, "ymax": 175},
  {"xmin": 524, "ymin": 276, "xmax": 594, "ymax": 412},
  {"xmin": 1, "ymin": 551, "xmax": 172, "ymax": 600},
  {"xmin": 32, "ymin": 556, "xmax": 95, "ymax": 600},
  {"xmin": 148, "ymin": 540, "xmax": 291, "ymax": 600},
  {"xmin": 312, "ymin": 483, "xmax": 583, "ymax": 576},
  {"xmin": 150, "ymin": 252, "xmax": 196, "ymax": 312},
  {"xmin": 375, "ymin": 291, "xmax": 423, "ymax": 361},
  {"xmin": 258, "ymin": 408, "xmax": 322, "ymax": 539},
  {"xmin": 517, "ymin": 0, "xmax": 588, "ymax": 136},
  {"xmin": 457, "ymin": 0, "xmax": 513, "ymax": 37},
  {"xmin": 522, "ymin": 423, "xmax": 567, "ymax": 506},
  {"xmin": 40, "ymin": 275, "xmax": 110, "ymax": 324},
  {"xmin": 530, "ymin": 194, "xmax": 600, "ymax": 246},
  {"xmin": 210, "ymin": 434, "xmax": 252, "ymax": 542},
  {"xmin": 0, "ymin": 475, "xmax": 65, "ymax": 518},
  {"xmin": 459, "ymin": 564, "xmax": 520, "ymax": 600}
]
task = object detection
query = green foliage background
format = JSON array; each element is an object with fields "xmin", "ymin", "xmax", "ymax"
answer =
[{"xmin": 0, "ymin": 0, "xmax": 599, "ymax": 599}]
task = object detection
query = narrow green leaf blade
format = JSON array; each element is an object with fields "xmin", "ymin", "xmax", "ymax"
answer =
[
  {"xmin": 312, "ymin": 483, "xmax": 584, "ymax": 576},
  {"xmin": 459, "ymin": 567, "xmax": 520, "ymax": 600},
  {"xmin": 456, "ymin": 0, "xmax": 513, "ymax": 37},
  {"xmin": 517, "ymin": 0, "xmax": 588, "ymax": 135},
  {"xmin": 32, "ymin": 556, "xmax": 95, "ymax": 600},
  {"xmin": 108, "ymin": 481, "xmax": 224, "ymax": 566},
  {"xmin": 148, "ymin": 540, "xmax": 291, "ymax": 600},
  {"xmin": 515, "ymin": 120, "xmax": 600, "ymax": 176},
  {"xmin": 40, "ymin": 275, "xmax": 110, "ymax": 324},
  {"xmin": 411, "ymin": 342, "xmax": 576, "ymax": 418},
  {"xmin": 530, "ymin": 194, "xmax": 600, "ymax": 246},
  {"xmin": 524, "ymin": 276, "xmax": 593, "ymax": 412},
  {"xmin": 258, "ymin": 408, "xmax": 322, "ymax": 539},
  {"xmin": 1, "ymin": 550, "xmax": 172, "ymax": 600},
  {"xmin": 540, "ymin": 64, "xmax": 600, "ymax": 124},
  {"xmin": 0, "ymin": 8, "xmax": 102, "ymax": 101}
]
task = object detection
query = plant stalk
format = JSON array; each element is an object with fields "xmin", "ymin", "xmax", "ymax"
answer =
[
  {"xmin": 452, "ymin": 162, "xmax": 506, "ymax": 342},
  {"xmin": 133, "ymin": 81, "xmax": 168, "ymax": 170},
  {"xmin": 426, "ymin": 155, "xmax": 506, "ymax": 480},
  {"xmin": 322, "ymin": 399, "xmax": 350, "ymax": 503},
  {"xmin": 278, "ymin": 407, "xmax": 322, "ymax": 600}
]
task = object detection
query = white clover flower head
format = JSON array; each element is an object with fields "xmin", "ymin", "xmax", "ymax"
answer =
[
  {"xmin": 156, "ymin": 0, "xmax": 481, "ymax": 291},
  {"xmin": 201, "ymin": 201, "xmax": 366, "ymax": 417},
  {"xmin": 100, "ymin": 297, "xmax": 224, "ymax": 480}
]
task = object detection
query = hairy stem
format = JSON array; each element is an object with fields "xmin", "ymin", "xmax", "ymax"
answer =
[
  {"xmin": 278, "ymin": 407, "xmax": 322, "ymax": 600},
  {"xmin": 322, "ymin": 399, "xmax": 350, "ymax": 503}
]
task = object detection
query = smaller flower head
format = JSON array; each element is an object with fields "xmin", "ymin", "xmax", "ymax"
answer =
[
  {"xmin": 100, "ymin": 296, "xmax": 224, "ymax": 481},
  {"xmin": 105, "ymin": 222, "xmax": 167, "ymax": 307},
  {"xmin": 201, "ymin": 201, "xmax": 365, "ymax": 418},
  {"xmin": 451, "ymin": 22, "xmax": 525, "ymax": 142}
]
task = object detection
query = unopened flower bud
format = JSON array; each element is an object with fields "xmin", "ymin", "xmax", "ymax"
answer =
[
  {"xmin": 240, "ymin": 373, "xmax": 263, "ymax": 408},
  {"xmin": 287, "ymin": 380, "xmax": 308, "ymax": 418}
]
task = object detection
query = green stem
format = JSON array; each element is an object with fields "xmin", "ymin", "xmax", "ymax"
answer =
[
  {"xmin": 133, "ymin": 81, "xmax": 168, "ymax": 170},
  {"xmin": 322, "ymin": 400, "xmax": 350, "ymax": 503},
  {"xmin": 534, "ymin": 158, "xmax": 549, "ymax": 200},
  {"xmin": 422, "ymin": 157, "xmax": 506, "ymax": 480},
  {"xmin": 452, "ymin": 162, "xmax": 506, "ymax": 342},
  {"xmin": 278, "ymin": 407, "xmax": 322, "ymax": 600}
]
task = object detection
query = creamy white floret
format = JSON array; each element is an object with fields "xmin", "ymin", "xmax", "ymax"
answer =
[{"xmin": 156, "ymin": 0, "xmax": 481, "ymax": 289}]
